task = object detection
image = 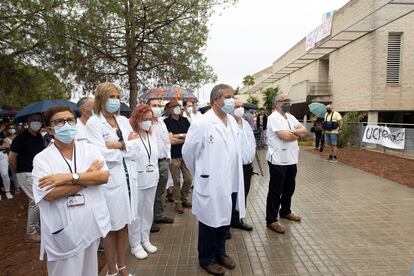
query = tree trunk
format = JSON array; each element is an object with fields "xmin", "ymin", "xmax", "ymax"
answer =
[{"xmin": 125, "ymin": 0, "xmax": 138, "ymax": 108}]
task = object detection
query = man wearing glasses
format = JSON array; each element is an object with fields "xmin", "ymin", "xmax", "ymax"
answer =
[{"xmin": 265, "ymin": 93, "xmax": 307, "ymax": 234}]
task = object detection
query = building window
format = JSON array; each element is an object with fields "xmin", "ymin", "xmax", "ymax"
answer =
[{"xmin": 386, "ymin": 33, "xmax": 402, "ymax": 85}]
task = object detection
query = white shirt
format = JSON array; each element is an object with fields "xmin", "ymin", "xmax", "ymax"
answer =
[
  {"xmin": 131, "ymin": 133, "xmax": 159, "ymax": 190},
  {"xmin": 75, "ymin": 118, "xmax": 88, "ymax": 143},
  {"xmin": 266, "ymin": 111, "xmax": 301, "ymax": 165},
  {"xmin": 32, "ymin": 142, "xmax": 111, "ymax": 261},
  {"xmin": 238, "ymin": 118, "xmax": 256, "ymax": 165},
  {"xmin": 151, "ymin": 118, "xmax": 171, "ymax": 160}
]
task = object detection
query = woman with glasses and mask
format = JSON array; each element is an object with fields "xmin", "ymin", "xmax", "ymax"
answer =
[
  {"xmin": 86, "ymin": 82, "xmax": 138, "ymax": 276},
  {"xmin": 127, "ymin": 104, "xmax": 159, "ymax": 260},
  {"xmin": 32, "ymin": 106, "xmax": 111, "ymax": 276}
]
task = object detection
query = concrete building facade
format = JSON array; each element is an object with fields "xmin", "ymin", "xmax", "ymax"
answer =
[{"xmin": 241, "ymin": 0, "xmax": 414, "ymax": 124}]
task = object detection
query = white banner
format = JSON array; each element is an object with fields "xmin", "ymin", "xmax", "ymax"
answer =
[
  {"xmin": 305, "ymin": 11, "xmax": 334, "ymax": 51},
  {"xmin": 362, "ymin": 125, "xmax": 405, "ymax": 150}
]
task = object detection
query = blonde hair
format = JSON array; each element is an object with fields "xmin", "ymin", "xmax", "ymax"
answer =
[{"xmin": 94, "ymin": 82, "xmax": 121, "ymax": 116}]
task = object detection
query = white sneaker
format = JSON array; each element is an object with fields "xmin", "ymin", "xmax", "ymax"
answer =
[
  {"xmin": 5, "ymin": 192, "xmax": 13, "ymax": 199},
  {"xmin": 142, "ymin": 242, "xmax": 157, "ymax": 254},
  {"xmin": 131, "ymin": 245, "xmax": 148, "ymax": 260}
]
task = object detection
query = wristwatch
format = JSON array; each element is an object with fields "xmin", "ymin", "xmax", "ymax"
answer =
[{"xmin": 71, "ymin": 173, "xmax": 80, "ymax": 185}]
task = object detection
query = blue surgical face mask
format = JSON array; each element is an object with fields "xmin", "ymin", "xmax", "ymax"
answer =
[
  {"xmin": 54, "ymin": 123, "xmax": 78, "ymax": 144},
  {"xmin": 105, "ymin": 99, "xmax": 120, "ymax": 113},
  {"xmin": 221, "ymin": 98, "xmax": 234, "ymax": 114}
]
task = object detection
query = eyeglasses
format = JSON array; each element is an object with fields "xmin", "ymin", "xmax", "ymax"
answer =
[
  {"xmin": 277, "ymin": 99, "xmax": 291, "ymax": 103},
  {"xmin": 50, "ymin": 117, "xmax": 77, "ymax": 127}
]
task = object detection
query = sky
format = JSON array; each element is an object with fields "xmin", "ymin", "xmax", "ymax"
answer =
[{"xmin": 198, "ymin": 0, "xmax": 350, "ymax": 101}]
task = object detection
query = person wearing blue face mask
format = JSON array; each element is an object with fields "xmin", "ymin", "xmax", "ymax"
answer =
[
  {"xmin": 86, "ymin": 82, "xmax": 138, "ymax": 276},
  {"xmin": 32, "ymin": 105, "xmax": 111, "ymax": 276},
  {"xmin": 182, "ymin": 84, "xmax": 246, "ymax": 275}
]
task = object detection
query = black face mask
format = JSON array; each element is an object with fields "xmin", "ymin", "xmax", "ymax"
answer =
[
  {"xmin": 327, "ymin": 109, "xmax": 332, "ymax": 113},
  {"xmin": 282, "ymin": 103, "xmax": 291, "ymax": 113}
]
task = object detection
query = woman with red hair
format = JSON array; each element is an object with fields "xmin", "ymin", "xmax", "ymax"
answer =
[{"xmin": 127, "ymin": 104, "xmax": 160, "ymax": 260}]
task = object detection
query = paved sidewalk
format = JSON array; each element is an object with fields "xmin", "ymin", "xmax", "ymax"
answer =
[{"xmin": 106, "ymin": 149, "xmax": 414, "ymax": 275}]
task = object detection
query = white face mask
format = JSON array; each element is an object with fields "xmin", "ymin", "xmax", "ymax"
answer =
[
  {"xmin": 151, "ymin": 107, "xmax": 162, "ymax": 118},
  {"xmin": 173, "ymin": 106, "xmax": 181, "ymax": 115},
  {"xmin": 8, "ymin": 129, "xmax": 16, "ymax": 135},
  {"xmin": 29, "ymin": 121, "xmax": 42, "ymax": 132},
  {"xmin": 186, "ymin": 106, "xmax": 194, "ymax": 114},
  {"xmin": 234, "ymin": 107, "xmax": 245, "ymax": 118},
  {"xmin": 140, "ymin": 120, "xmax": 152, "ymax": 131}
]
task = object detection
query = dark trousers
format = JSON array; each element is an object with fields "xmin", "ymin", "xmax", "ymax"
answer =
[
  {"xmin": 231, "ymin": 163, "xmax": 253, "ymax": 224},
  {"xmin": 266, "ymin": 163, "xmax": 297, "ymax": 224},
  {"xmin": 198, "ymin": 221, "xmax": 230, "ymax": 267},
  {"xmin": 315, "ymin": 131, "xmax": 323, "ymax": 148}
]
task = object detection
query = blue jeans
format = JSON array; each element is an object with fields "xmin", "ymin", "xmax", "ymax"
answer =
[{"xmin": 325, "ymin": 133, "xmax": 338, "ymax": 146}]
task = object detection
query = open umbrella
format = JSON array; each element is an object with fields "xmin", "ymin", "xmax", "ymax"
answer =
[
  {"xmin": 15, "ymin": 99, "xmax": 77, "ymax": 122},
  {"xmin": 308, "ymin": 102, "xmax": 327, "ymax": 118},
  {"xmin": 120, "ymin": 102, "xmax": 132, "ymax": 118},
  {"xmin": 243, "ymin": 102, "xmax": 259, "ymax": 110},
  {"xmin": 140, "ymin": 87, "xmax": 198, "ymax": 102}
]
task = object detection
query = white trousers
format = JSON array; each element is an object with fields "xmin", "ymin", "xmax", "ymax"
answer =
[
  {"xmin": 0, "ymin": 152, "xmax": 11, "ymax": 192},
  {"xmin": 48, "ymin": 239, "xmax": 99, "ymax": 276},
  {"xmin": 128, "ymin": 186, "xmax": 157, "ymax": 249}
]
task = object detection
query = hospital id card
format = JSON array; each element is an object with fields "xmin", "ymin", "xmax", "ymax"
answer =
[
  {"xmin": 146, "ymin": 164, "xmax": 154, "ymax": 172},
  {"xmin": 67, "ymin": 194, "xmax": 85, "ymax": 207}
]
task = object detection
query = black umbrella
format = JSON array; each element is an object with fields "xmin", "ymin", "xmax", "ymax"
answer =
[
  {"xmin": 243, "ymin": 102, "xmax": 259, "ymax": 110},
  {"xmin": 120, "ymin": 102, "xmax": 132, "ymax": 118}
]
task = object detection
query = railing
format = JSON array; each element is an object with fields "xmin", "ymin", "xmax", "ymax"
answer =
[{"xmin": 308, "ymin": 81, "xmax": 331, "ymax": 96}]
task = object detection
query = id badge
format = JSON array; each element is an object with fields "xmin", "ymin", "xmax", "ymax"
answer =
[
  {"xmin": 67, "ymin": 194, "xmax": 85, "ymax": 207},
  {"xmin": 146, "ymin": 164, "xmax": 154, "ymax": 172}
]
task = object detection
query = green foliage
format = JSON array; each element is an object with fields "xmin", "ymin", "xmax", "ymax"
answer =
[
  {"xmin": 337, "ymin": 111, "xmax": 367, "ymax": 148},
  {"xmin": 262, "ymin": 87, "xmax": 279, "ymax": 114},
  {"xmin": 242, "ymin": 75, "xmax": 255, "ymax": 87},
  {"xmin": 234, "ymin": 86, "xmax": 240, "ymax": 95},
  {"xmin": 0, "ymin": 56, "xmax": 70, "ymax": 109},
  {"xmin": 246, "ymin": 95, "xmax": 259, "ymax": 106},
  {"xmin": 0, "ymin": 61, "xmax": 68, "ymax": 108},
  {"xmin": 1, "ymin": 0, "xmax": 236, "ymax": 106}
]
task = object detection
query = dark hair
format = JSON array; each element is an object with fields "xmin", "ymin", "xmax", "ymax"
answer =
[
  {"xmin": 43, "ymin": 106, "xmax": 76, "ymax": 127},
  {"xmin": 77, "ymin": 97, "xmax": 93, "ymax": 110}
]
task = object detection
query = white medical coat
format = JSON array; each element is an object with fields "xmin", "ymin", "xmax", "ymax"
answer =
[
  {"xmin": 32, "ymin": 142, "xmax": 111, "ymax": 261},
  {"xmin": 86, "ymin": 114, "xmax": 139, "ymax": 231},
  {"xmin": 130, "ymin": 133, "xmax": 159, "ymax": 190},
  {"xmin": 182, "ymin": 109, "xmax": 245, "ymax": 228}
]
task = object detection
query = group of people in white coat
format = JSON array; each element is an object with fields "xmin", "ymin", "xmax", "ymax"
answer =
[
  {"xmin": 31, "ymin": 82, "xmax": 304, "ymax": 276},
  {"xmin": 33, "ymin": 82, "xmax": 163, "ymax": 276}
]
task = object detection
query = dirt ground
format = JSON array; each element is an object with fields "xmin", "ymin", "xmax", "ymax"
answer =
[
  {"xmin": 305, "ymin": 146, "xmax": 414, "ymax": 188},
  {"xmin": 0, "ymin": 191, "xmax": 105, "ymax": 276},
  {"xmin": 1, "ymin": 147, "xmax": 412, "ymax": 275}
]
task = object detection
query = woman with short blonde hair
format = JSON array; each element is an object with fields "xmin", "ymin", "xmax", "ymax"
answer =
[{"xmin": 86, "ymin": 82, "xmax": 138, "ymax": 276}]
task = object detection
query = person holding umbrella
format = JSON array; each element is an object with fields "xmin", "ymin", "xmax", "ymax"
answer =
[{"xmin": 9, "ymin": 114, "xmax": 45, "ymax": 242}]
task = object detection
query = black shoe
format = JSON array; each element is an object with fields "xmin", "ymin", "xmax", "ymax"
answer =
[
  {"xmin": 232, "ymin": 220, "xmax": 253, "ymax": 231},
  {"xmin": 154, "ymin": 216, "xmax": 174, "ymax": 224},
  {"xmin": 225, "ymin": 230, "xmax": 231, "ymax": 240},
  {"xmin": 150, "ymin": 223, "xmax": 160, "ymax": 233}
]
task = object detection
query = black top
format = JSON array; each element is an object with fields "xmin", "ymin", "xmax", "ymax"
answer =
[
  {"xmin": 256, "ymin": 114, "xmax": 268, "ymax": 130},
  {"xmin": 10, "ymin": 130, "xmax": 45, "ymax": 173},
  {"xmin": 164, "ymin": 115, "xmax": 191, "ymax": 158}
]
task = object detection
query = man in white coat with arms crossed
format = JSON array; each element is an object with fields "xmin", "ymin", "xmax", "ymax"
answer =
[{"xmin": 182, "ymin": 84, "xmax": 245, "ymax": 276}]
